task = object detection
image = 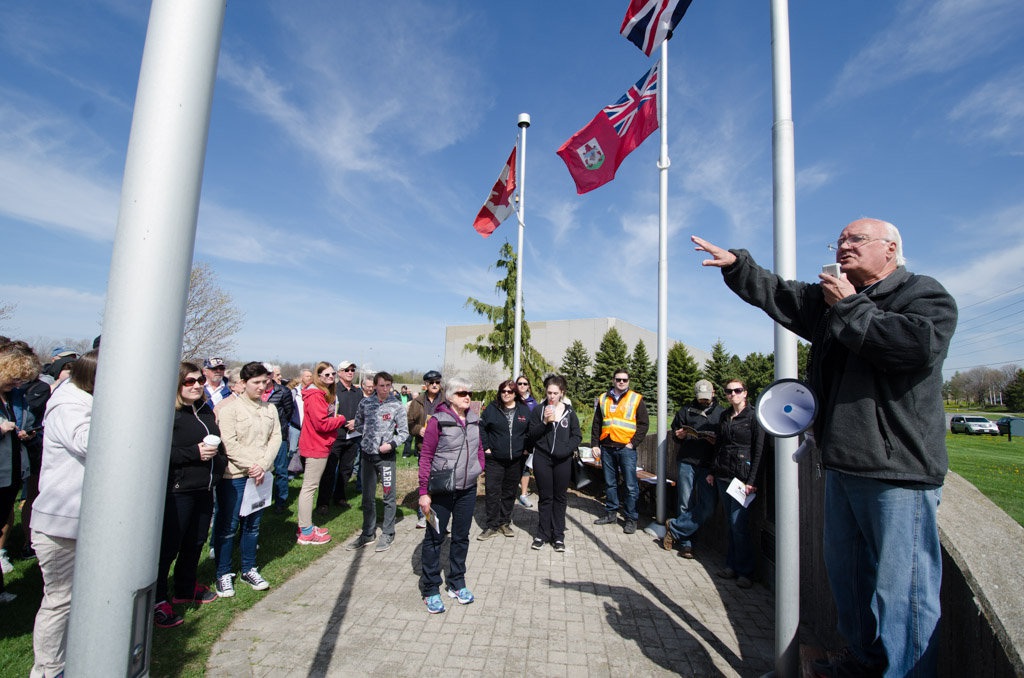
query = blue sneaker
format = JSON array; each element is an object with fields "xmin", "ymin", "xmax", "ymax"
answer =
[
  {"xmin": 446, "ymin": 586, "xmax": 474, "ymax": 605},
  {"xmin": 424, "ymin": 594, "xmax": 446, "ymax": 614}
]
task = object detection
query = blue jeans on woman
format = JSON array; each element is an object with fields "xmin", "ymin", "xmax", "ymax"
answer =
[
  {"xmin": 214, "ymin": 477, "xmax": 264, "ymax": 577},
  {"xmin": 715, "ymin": 477, "xmax": 755, "ymax": 577},
  {"xmin": 823, "ymin": 470, "xmax": 942, "ymax": 677},
  {"xmin": 419, "ymin": 486, "xmax": 476, "ymax": 597}
]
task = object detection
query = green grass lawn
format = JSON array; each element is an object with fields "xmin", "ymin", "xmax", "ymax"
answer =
[
  {"xmin": 0, "ymin": 457, "xmax": 424, "ymax": 678},
  {"xmin": 946, "ymin": 431, "xmax": 1024, "ymax": 526}
]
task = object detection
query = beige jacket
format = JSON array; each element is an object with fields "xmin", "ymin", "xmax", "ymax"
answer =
[{"xmin": 218, "ymin": 395, "xmax": 281, "ymax": 480}]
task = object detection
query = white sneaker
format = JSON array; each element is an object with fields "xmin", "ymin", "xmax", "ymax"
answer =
[
  {"xmin": 518, "ymin": 494, "xmax": 533, "ymax": 508},
  {"xmin": 0, "ymin": 550, "xmax": 12, "ymax": 575},
  {"xmin": 215, "ymin": 573, "xmax": 235, "ymax": 598},
  {"xmin": 416, "ymin": 516, "xmax": 427, "ymax": 529}
]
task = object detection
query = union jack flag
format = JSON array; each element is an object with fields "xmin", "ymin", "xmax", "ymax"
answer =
[
  {"xmin": 603, "ymin": 64, "xmax": 659, "ymax": 138},
  {"xmin": 620, "ymin": 0, "xmax": 694, "ymax": 56}
]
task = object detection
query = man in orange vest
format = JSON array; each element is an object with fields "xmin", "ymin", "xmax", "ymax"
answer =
[{"xmin": 591, "ymin": 369, "xmax": 649, "ymax": 534}]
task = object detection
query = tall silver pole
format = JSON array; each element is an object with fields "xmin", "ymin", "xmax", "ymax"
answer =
[
  {"xmin": 513, "ymin": 113, "xmax": 530, "ymax": 380},
  {"xmin": 655, "ymin": 44, "xmax": 670, "ymax": 523},
  {"xmin": 769, "ymin": 1, "xmax": 800, "ymax": 676},
  {"xmin": 66, "ymin": 1, "xmax": 226, "ymax": 675}
]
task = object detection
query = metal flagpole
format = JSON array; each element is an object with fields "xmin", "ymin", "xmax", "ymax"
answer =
[
  {"xmin": 768, "ymin": 0, "xmax": 800, "ymax": 675},
  {"xmin": 655, "ymin": 42, "xmax": 670, "ymax": 523},
  {"xmin": 65, "ymin": 0, "xmax": 226, "ymax": 674},
  {"xmin": 513, "ymin": 113, "xmax": 530, "ymax": 380}
]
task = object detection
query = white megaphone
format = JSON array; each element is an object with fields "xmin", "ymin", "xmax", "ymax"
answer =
[{"xmin": 755, "ymin": 378, "xmax": 817, "ymax": 438}]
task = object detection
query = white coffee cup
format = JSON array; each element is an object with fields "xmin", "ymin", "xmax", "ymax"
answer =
[{"xmin": 203, "ymin": 434, "xmax": 221, "ymax": 447}]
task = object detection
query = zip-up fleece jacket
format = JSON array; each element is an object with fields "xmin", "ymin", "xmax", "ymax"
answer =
[
  {"xmin": 529, "ymin": 402, "xmax": 582, "ymax": 461},
  {"xmin": 418, "ymin": 402, "xmax": 485, "ymax": 494},
  {"xmin": 168, "ymin": 401, "xmax": 227, "ymax": 493},
  {"xmin": 721, "ymin": 249, "xmax": 957, "ymax": 485},
  {"xmin": 671, "ymin": 400, "xmax": 726, "ymax": 467},
  {"xmin": 480, "ymin": 400, "xmax": 532, "ymax": 461},
  {"xmin": 355, "ymin": 393, "xmax": 408, "ymax": 457},
  {"xmin": 298, "ymin": 387, "xmax": 346, "ymax": 459},
  {"xmin": 711, "ymin": 405, "xmax": 767, "ymax": 484},
  {"xmin": 218, "ymin": 395, "xmax": 281, "ymax": 479},
  {"xmin": 31, "ymin": 381, "xmax": 92, "ymax": 539}
]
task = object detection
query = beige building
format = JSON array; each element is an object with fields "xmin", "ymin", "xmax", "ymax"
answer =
[{"xmin": 443, "ymin": 317, "xmax": 711, "ymax": 386}]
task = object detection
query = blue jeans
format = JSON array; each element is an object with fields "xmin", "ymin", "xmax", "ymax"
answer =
[
  {"xmin": 601, "ymin": 446, "xmax": 638, "ymax": 521},
  {"xmin": 214, "ymin": 477, "xmax": 264, "ymax": 577},
  {"xmin": 667, "ymin": 462, "xmax": 715, "ymax": 547},
  {"xmin": 823, "ymin": 471, "xmax": 942, "ymax": 677},
  {"xmin": 715, "ymin": 478, "xmax": 755, "ymax": 577},
  {"xmin": 419, "ymin": 486, "xmax": 476, "ymax": 597},
  {"xmin": 272, "ymin": 440, "xmax": 290, "ymax": 507}
]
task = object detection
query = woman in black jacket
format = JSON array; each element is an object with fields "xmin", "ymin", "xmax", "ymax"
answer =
[
  {"xmin": 154, "ymin": 362, "xmax": 227, "ymax": 628},
  {"xmin": 478, "ymin": 379, "xmax": 532, "ymax": 540},
  {"xmin": 527, "ymin": 375, "xmax": 582, "ymax": 553},
  {"xmin": 708, "ymin": 378, "xmax": 767, "ymax": 589}
]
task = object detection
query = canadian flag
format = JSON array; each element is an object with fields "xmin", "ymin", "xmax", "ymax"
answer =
[{"xmin": 473, "ymin": 147, "xmax": 517, "ymax": 238}]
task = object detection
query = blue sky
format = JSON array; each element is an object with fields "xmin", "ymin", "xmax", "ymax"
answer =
[{"xmin": 2, "ymin": 0, "xmax": 1023, "ymax": 379}]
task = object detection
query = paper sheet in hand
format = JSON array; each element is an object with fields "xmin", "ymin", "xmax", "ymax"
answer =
[
  {"xmin": 726, "ymin": 477, "xmax": 755, "ymax": 508},
  {"xmin": 424, "ymin": 507, "xmax": 441, "ymax": 533},
  {"xmin": 240, "ymin": 473, "xmax": 273, "ymax": 516}
]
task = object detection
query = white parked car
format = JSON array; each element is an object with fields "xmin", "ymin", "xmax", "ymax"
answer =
[{"xmin": 949, "ymin": 415, "xmax": 999, "ymax": 436}]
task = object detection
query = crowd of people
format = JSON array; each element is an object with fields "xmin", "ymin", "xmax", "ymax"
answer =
[{"xmin": 0, "ymin": 216, "xmax": 956, "ymax": 678}]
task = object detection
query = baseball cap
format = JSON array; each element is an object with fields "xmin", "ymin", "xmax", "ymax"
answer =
[
  {"xmin": 423, "ymin": 370, "xmax": 442, "ymax": 382},
  {"xmin": 695, "ymin": 379, "xmax": 714, "ymax": 399},
  {"xmin": 203, "ymin": 357, "xmax": 225, "ymax": 369},
  {"xmin": 338, "ymin": 360, "xmax": 356, "ymax": 370}
]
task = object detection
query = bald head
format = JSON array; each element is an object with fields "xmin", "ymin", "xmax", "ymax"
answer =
[{"xmin": 835, "ymin": 218, "xmax": 902, "ymax": 287}]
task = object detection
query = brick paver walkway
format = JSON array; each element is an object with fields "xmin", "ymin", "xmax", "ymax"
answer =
[{"xmin": 207, "ymin": 492, "xmax": 774, "ymax": 677}]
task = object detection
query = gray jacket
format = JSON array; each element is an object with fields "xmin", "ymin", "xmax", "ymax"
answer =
[
  {"xmin": 722, "ymin": 250, "xmax": 957, "ymax": 485},
  {"xmin": 355, "ymin": 394, "xmax": 409, "ymax": 457}
]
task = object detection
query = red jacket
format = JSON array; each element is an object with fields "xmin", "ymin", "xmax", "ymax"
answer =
[{"xmin": 298, "ymin": 387, "xmax": 346, "ymax": 459}]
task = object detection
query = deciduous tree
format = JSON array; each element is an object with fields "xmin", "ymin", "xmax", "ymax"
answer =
[{"xmin": 181, "ymin": 262, "xmax": 244, "ymax": 362}]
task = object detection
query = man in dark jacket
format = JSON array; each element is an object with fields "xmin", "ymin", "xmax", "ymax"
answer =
[
  {"xmin": 693, "ymin": 218, "xmax": 957, "ymax": 678},
  {"xmin": 663, "ymin": 379, "xmax": 724, "ymax": 558}
]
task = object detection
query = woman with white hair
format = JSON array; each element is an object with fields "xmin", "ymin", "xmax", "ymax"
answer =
[{"xmin": 417, "ymin": 376, "xmax": 484, "ymax": 614}]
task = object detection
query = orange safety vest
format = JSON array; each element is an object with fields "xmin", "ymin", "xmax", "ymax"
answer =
[{"xmin": 599, "ymin": 390, "xmax": 642, "ymax": 445}]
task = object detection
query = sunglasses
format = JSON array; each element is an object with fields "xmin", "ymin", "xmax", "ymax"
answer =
[
  {"xmin": 428, "ymin": 380, "xmax": 441, "ymax": 385},
  {"xmin": 342, "ymin": 367, "xmax": 356, "ymax": 372},
  {"xmin": 725, "ymin": 387, "xmax": 746, "ymax": 394},
  {"xmin": 452, "ymin": 390, "xmax": 472, "ymax": 398},
  {"xmin": 500, "ymin": 389, "xmax": 515, "ymax": 395},
  {"xmin": 516, "ymin": 382, "xmax": 529, "ymax": 387},
  {"xmin": 183, "ymin": 376, "xmax": 208, "ymax": 387},
  {"xmin": 614, "ymin": 377, "xmax": 629, "ymax": 383},
  {"xmin": 321, "ymin": 372, "xmax": 336, "ymax": 378}
]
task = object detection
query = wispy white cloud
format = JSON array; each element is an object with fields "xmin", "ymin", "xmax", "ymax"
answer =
[
  {"xmin": 797, "ymin": 163, "xmax": 834, "ymax": 194},
  {"xmin": 935, "ymin": 203, "xmax": 1024, "ymax": 305},
  {"xmin": 828, "ymin": 0, "xmax": 1024, "ymax": 103},
  {"xmin": 0, "ymin": 284, "xmax": 105, "ymax": 338},
  {"xmin": 948, "ymin": 66, "xmax": 1024, "ymax": 154}
]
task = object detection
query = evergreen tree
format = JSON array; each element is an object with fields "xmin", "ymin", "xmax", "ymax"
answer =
[
  {"xmin": 667, "ymin": 342, "xmax": 701, "ymax": 409},
  {"xmin": 590, "ymin": 327, "xmax": 630, "ymax": 401},
  {"xmin": 629, "ymin": 339, "xmax": 656, "ymax": 405},
  {"xmin": 1004, "ymin": 369, "xmax": 1024, "ymax": 412},
  {"xmin": 560, "ymin": 340, "xmax": 592, "ymax": 404},
  {"xmin": 738, "ymin": 351, "xmax": 775, "ymax": 402},
  {"xmin": 797, "ymin": 341, "xmax": 810, "ymax": 382},
  {"xmin": 701, "ymin": 339, "xmax": 734, "ymax": 403},
  {"xmin": 464, "ymin": 241, "xmax": 553, "ymax": 386}
]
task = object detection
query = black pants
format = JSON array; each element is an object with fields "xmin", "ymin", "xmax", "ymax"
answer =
[
  {"xmin": 157, "ymin": 489, "xmax": 214, "ymax": 602},
  {"xmin": 533, "ymin": 452, "xmax": 570, "ymax": 543},
  {"xmin": 317, "ymin": 437, "xmax": 359, "ymax": 508},
  {"xmin": 484, "ymin": 455, "xmax": 523, "ymax": 530},
  {"xmin": 0, "ymin": 484, "xmax": 18, "ymax": 594}
]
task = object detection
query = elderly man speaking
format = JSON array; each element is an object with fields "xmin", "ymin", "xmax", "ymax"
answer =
[{"xmin": 692, "ymin": 218, "xmax": 957, "ymax": 678}]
